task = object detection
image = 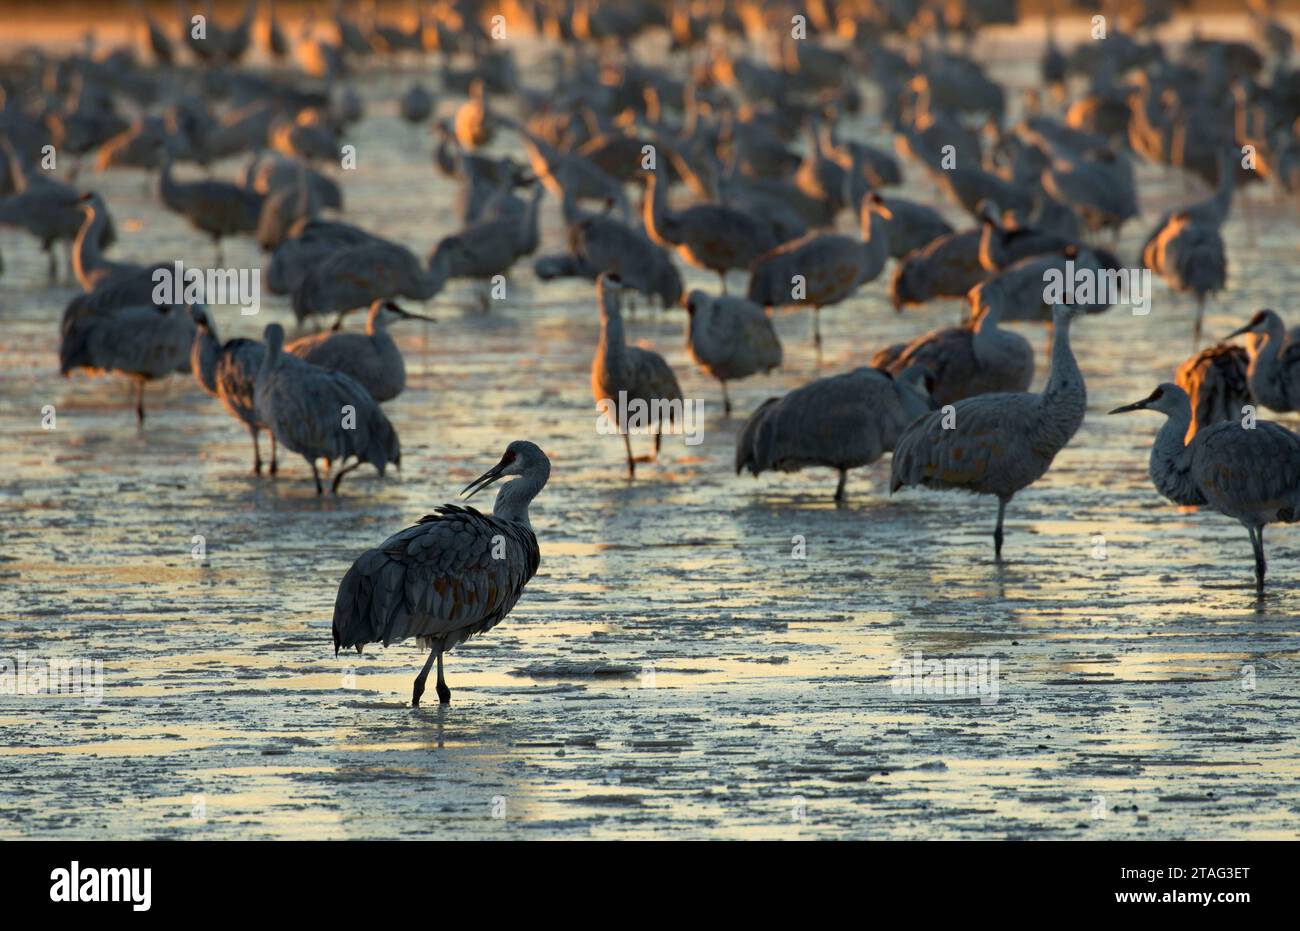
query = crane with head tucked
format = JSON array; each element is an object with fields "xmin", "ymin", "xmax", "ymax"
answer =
[{"xmin": 736, "ymin": 365, "xmax": 934, "ymax": 504}]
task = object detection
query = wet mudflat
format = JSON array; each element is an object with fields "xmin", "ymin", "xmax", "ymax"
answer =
[{"xmin": 2, "ymin": 19, "xmax": 1299, "ymax": 839}]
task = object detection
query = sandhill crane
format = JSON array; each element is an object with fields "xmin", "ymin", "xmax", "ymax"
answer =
[
  {"xmin": 683, "ymin": 290, "xmax": 782, "ymax": 414},
  {"xmin": 978, "ymin": 209, "xmax": 1073, "ymax": 271},
  {"xmin": 59, "ymin": 301, "xmax": 195, "ymax": 425},
  {"xmin": 159, "ymin": 153, "xmax": 263, "ymax": 263},
  {"xmin": 1175, "ymin": 342, "xmax": 1251, "ymax": 443},
  {"xmin": 1109, "ymin": 383, "xmax": 1300, "ymax": 589},
  {"xmin": 966, "ymin": 245, "xmax": 1123, "ymax": 325},
  {"xmin": 429, "ymin": 183, "xmax": 545, "ymax": 307},
  {"xmin": 254, "ymin": 323, "xmax": 401, "ymax": 495},
  {"xmin": 332, "ymin": 440, "xmax": 550, "ymax": 707},
  {"xmin": 293, "ymin": 239, "xmax": 449, "ymax": 325},
  {"xmin": 1226, "ymin": 309, "xmax": 1300, "ymax": 413},
  {"xmin": 591, "ymin": 274, "xmax": 684, "ymax": 478},
  {"xmin": 889, "ymin": 223, "xmax": 990, "ymax": 310},
  {"xmin": 736, "ymin": 365, "xmax": 933, "ymax": 504},
  {"xmin": 642, "ymin": 166, "xmax": 778, "ymax": 292},
  {"xmin": 890, "ymin": 304, "xmax": 1087, "ymax": 559},
  {"xmin": 267, "ymin": 219, "xmax": 379, "ymax": 297},
  {"xmin": 748, "ymin": 197, "xmax": 892, "ymax": 349},
  {"xmin": 400, "ymin": 83, "xmax": 434, "ymax": 126},
  {"xmin": 869, "ymin": 194, "xmax": 954, "ymax": 259},
  {"xmin": 0, "ymin": 142, "xmax": 90, "ymax": 281},
  {"xmin": 536, "ymin": 189, "xmax": 682, "ymax": 308},
  {"xmin": 1141, "ymin": 211, "xmax": 1227, "ymax": 346},
  {"xmin": 256, "ymin": 174, "xmax": 319, "ymax": 252},
  {"xmin": 189, "ymin": 305, "xmax": 274, "ymax": 473},
  {"xmin": 286, "ymin": 299, "xmax": 436, "ymax": 402},
  {"xmin": 872, "ymin": 286, "xmax": 1034, "ymax": 405}
]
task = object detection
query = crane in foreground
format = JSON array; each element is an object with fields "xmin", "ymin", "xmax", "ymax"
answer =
[
  {"xmin": 736, "ymin": 365, "xmax": 934, "ymax": 503},
  {"xmin": 890, "ymin": 304, "xmax": 1087, "ymax": 559},
  {"xmin": 332, "ymin": 440, "xmax": 550, "ymax": 706},
  {"xmin": 1109, "ymin": 383, "xmax": 1300, "ymax": 589}
]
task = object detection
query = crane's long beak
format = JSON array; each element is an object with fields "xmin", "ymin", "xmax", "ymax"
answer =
[
  {"xmin": 1225, "ymin": 322, "xmax": 1252, "ymax": 339},
  {"xmin": 461, "ymin": 456, "xmax": 510, "ymax": 499},
  {"xmin": 395, "ymin": 308, "xmax": 438, "ymax": 324},
  {"xmin": 1108, "ymin": 398, "xmax": 1148, "ymax": 415}
]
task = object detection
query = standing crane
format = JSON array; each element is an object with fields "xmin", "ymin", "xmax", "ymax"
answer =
[
  {"xmin": 872, "ymin": 285, "xmax": 1034, "ymax": 405},
  {"xmin": 332, "ymin": 441, "xmax": 551, "ymax": 707},
  {"xmin": 890, "ymin": 304, "xmax": 1088, "ymax": 559},
  {"xmin": 642, "ymin": 166, "xmax": 778, "ymax": 292},
  {"xmin": 591, "ymin": 274, "xmax": 684, "ymax": 478},
  {"xmin": 1226, "ymin": 309, "xmax": 1300, "ymax": 413},
  {"xmin": 59, "ymin": 302, "xmax": 195, "ymax": 425},
  {"xmin": 286, "ymin": 299, "xmax": 436, "ymax": 402},
  {"xmin": 736, "ymin": 365, "xmax": 934, "ymax": 504},
  {"xmin": 189, "ymin": 305, "xmax": 274, "ymax": 473},
  {"xmin": 683, "ymin": 290, "xmax": 782, "ymax": 414},
  {"xmin": 159, "ymin": 153, "xmax": 263, "ymax": 263},
  {"xmin": 254, "ymin": 323, "xmax": 401, "ymax": 494},
  {"xmin": 748, "ymin": 197, "xmax": 892, "ymax": 350},
  {"xmin": 1109, "ymin": 383, "xmax": 1300, "ymax": 589}
]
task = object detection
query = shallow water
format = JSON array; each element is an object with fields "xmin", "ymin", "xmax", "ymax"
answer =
[{"xmin": 3, "ymin": 18, "xmax": 1300, "ymax": 839}]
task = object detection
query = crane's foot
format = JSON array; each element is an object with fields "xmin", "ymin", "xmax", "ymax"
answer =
[
  {"xmin": 412, "ymin": 680, "xmax": 425, "ymax": 708},
  {"xmin": 993, "ymin": 529, "xmax": 1004, "ymax": 560},
  {"xmin": 436, "ymin": 682, "xmax": 451, "ymax": 705}
]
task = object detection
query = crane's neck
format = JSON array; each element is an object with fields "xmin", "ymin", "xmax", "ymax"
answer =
[
  {"xmin": 598, "ymin": 301, "xmax": 627, "ymax": 362},
  {"xmin": 72, "ymin": 205, "xmax": 107, "ymax": 287},
  {"xmin": 192, "ymin": 323, "xmax": 221, "ymax": 395},
  {"xmin": 1039, "ymin": 312, "xmax": 1086, "ymax": 439},
  {"xmin": 860, "ymin": 209, "xmax": 890, "ymax": 274},
  {"xmin": 1247, "ymin": 316, "xmax": 1290, "ymax": 408},
  {"xmin": 1148, "ymin": 405, "xmax": 1202, "ymax": 506},
  {"xmin": 971, "ymin": 295, "xmax": 1005, "ymax": 363},
  {"xmin": 642, "ymin": 171, "xmax": 678, "ymax": 246},
  {"xmin": 492, "ymin": 466, "xmax": 550, "ymax": 529}
]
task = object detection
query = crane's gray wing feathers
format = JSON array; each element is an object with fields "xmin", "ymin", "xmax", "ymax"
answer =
[{"xmin": 332, "ymin": 505, "xmax": 540, "ymax": 653}]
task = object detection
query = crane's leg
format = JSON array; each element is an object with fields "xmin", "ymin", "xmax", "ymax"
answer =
[
  {"xmin": 249, "ymin": 424, "xmax": 263, "ymax": 474},
  {"xmin": 623, "ymin": 432, "xmax": 636, "ymax": 479},
  {"xmin": 412, "ymin": 647, "xmax": 437, "ymax": 708},
  {"xmin": 721, "ymin": 380, "xmax": 731, "ymax": 415},
  {"xmin": 331, "ymin": 458, "xmax": 362, "ymax": 494},
  {"xmin": 653, "ymin": 430, "xmax": 662, "ymax": 462},
  {"xmin": 717, "ymin": 270, "xmax": 728, "ymax": 294},
  {"xmin": 310, "ymin": 461, "xmax": 324, "ymax": 495},
  {"xmin": 46, "ymin": 243, "xmax": 57, "ymax": 282},
  {"xmin": 1193, "ymin": 295, "xmax": 1205, "ymax": 349},
  {"xmin": 214, "ymin": 235, "xmax": 224, "ymax": 266},
  {"xmin": 436, "ymin": 651, "xmax": 450, "ymax": 704},
  {"xmin": 269, "ymin": 432, "xmax": 278, "ymax": 475},
  {"xmin": 993, "ymin": 496, "xmax": 1008, "ymax": 559},
  {"xmin": 135, "ymin": 381, "xmax": 146, "ymax": 426},
  {"xmin": 834, "ymin": 468, "xmax": 847, "ymax": 505},
  {"xmin": 812, "ymin": 308, "xmax": 823, "ymax": 359},
  {"xmin": 1250, "ymin": 526, "xmax": 1267, "ymax": 589}
]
